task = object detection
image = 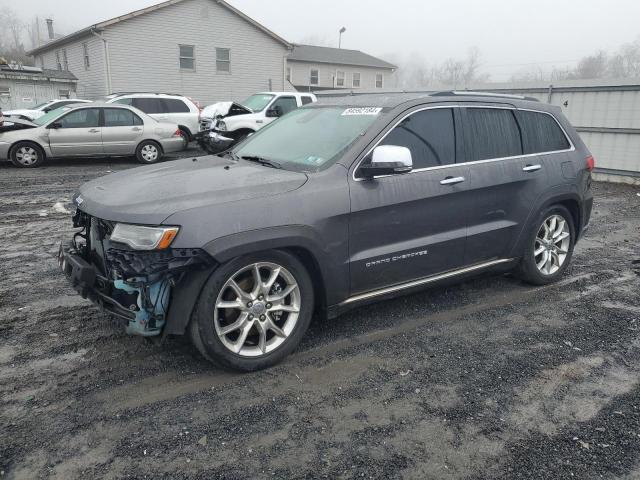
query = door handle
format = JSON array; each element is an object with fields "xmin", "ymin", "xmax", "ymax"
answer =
[
  {"xmin": 522, "ymin": 164, "xmax": 542, "ymax": 172},
  {"xmin": 88, "ymin": 128, "xmax": 100, "ymax": 133},
  {"xmin": 440, "ymin": 176, "xmax": 465, "ymax": 185},
  {"xmin": 132, "ymin": 127, "xmax": 142, "ymax": 131}
]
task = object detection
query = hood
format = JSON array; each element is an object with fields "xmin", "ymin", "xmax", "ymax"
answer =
[
  {"xmin": 201, "ymin": 101, "xmax": 252, "ymax": 119},
  {"xmin": 3, "ymin": 109, "xmax": 37, "ymax": 117},
  {"xmin": 0, "ymin": 117, "xmax": 37, "ymax": 133},
  {"xmin": 75, "ymin": 156, "xmax": 308, "ymax": 225}
]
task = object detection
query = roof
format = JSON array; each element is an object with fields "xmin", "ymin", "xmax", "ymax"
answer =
[
  {"xmin": 0, "ymin": 65, "xmax": 77, "ymax": 81},
  {"xmin": 27, "ymin": 0, "xmax": 290, "ymax": 56},
  {"xmin": 287, "ymin": 44, "xmax": 396, "ymax": 70}
]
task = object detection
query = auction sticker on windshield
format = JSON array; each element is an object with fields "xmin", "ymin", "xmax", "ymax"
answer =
[{"xmin": 341, "ymin": 107, "xmax": 382, "ymax": 116}]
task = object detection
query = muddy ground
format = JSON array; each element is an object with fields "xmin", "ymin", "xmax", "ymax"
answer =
[{"xmin": 1, "ymin": 151, "xmax": 639, "ymax": 480}]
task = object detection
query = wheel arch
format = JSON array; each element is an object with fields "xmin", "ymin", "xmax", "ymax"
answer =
[
  {"xmin": 9, "ymin": 139, "xmax": 49, "ymax": 161},
  {"xmin": 136, "ymin": 138, "xmax": 164, "ymax": 153},
  {"xmin": 510, "ymin": 188, "xmax": 584, "ymax": 259},
  {"xmin": 177, "ymin": 125, "xmax": 192, "ymax": 140}
]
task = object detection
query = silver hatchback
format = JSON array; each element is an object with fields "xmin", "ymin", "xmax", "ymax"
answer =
[{"xmin": 0, "ymin": 103, "xmax": 185, "ymax": 168}]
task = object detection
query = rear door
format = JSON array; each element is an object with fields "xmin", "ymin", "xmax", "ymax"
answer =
[
  {"xmin": 460, "ymin": 106, "xmax": 550, "ymax": 264},
  {"xmin": 102, "ymin": 107, "xmax": 145, "ymax": 155},
  {"xmin": 47, "ymin": 107, "xmax": 103, "ymax": 156},
  {"xmin": 348, "ymin": 107, "xmax": 472, "ymax": 294}
]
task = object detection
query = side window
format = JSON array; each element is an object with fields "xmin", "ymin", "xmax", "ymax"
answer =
[
  {"xmin": 132, "ymin": 98, "xmax": 165, "ymax": 114},
  {"xmin": 300, "ymin": 96, "xmax": 313, "ymax": 105},
  {"xmin": 516, "ymin": 110, "xmax": 570, "ymax": 154},
  {"xmin": 271, "ymin": 96, "xmax": 298, "ymax": 115},
  {"xmin": 310, "ymin": 69, "xmax": 319, "ymax": 86},
  {"xmin": 112, "ymin": 98, "xmax": 133, "ymax": 106},
  {"xmin": 104, "ymin": 108, "xmax": 142, "ymax": 127},
  {"xmin": 464, "ymin": 108, "xmax": 522, "ymax": 161},
  {"xmin": 56, "ymin": 108, "xmax": 100, "ymax": 128},
  {"xmin": 162, "ymin": 98, "xmax": 190, "ymax": 113},
  {"xmin": 380, "ymin": 108, "xmax": 456, "ymax": 169}
]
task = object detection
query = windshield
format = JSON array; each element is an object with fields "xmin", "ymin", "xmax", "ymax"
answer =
[
  {"xmin": 234, "ymin": 106, "xmax": 381, "ymax": 172},
  {"xmin": 33, "ymin": 107, "xmax": 71, "ymax": 126},
  {"xmin": 240, "ymin": 94, "xmax": 274, "ymax": 112}
]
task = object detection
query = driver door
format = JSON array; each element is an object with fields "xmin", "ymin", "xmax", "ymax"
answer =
[
  {"xmin": 264, "ymin": 96, "xmax": 298, "ymax": 125},
  {"xmin": 48, "ymin": 107, "xmax": 103, "ymax": 156},
  {"xmin": 348, "ymin": 107, "xmax": 472, "ymax": 294}
]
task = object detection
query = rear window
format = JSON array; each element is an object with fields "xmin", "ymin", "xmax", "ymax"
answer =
[
  {"xmin": 132, "ymin": 98, "xmax": 165, "ymax": 114},
  {"xmin": 464, "ymin": 108, "xmax": 522, "ymax": 161},
  {"xmin": 516, "ymin": 110, "xmax": 570, "ymax": 154},
  {"xmin": 162, "ymin": 98, "xmax": 190, "ymax": 113}
]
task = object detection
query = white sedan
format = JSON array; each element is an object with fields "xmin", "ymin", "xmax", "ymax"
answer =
[{"xmin": 3, "ymin": 98, "xmax": 92, "ymax": 121}]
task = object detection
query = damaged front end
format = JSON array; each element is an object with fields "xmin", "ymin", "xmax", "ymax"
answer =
[{"xmin": 58, "ymin": 210, "xmax": 214, "ymax": 336}]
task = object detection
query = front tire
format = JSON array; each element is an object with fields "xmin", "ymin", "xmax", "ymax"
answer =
[
  {"xmin": 190, "ymin": 250, "xmax": 314, "ymax": 371},
  {"xmin": 515, "ymin": 205, "xmax": 575, "ymax": 285},
  {"xmin": 10, "ymin": 142, "xmax": 45, "ymax": 168},
  {"xmin": 135, "ymin": 140, "xmax": 163, "ymax": 164}
]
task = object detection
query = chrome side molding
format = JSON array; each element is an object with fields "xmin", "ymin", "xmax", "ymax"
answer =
[{"xmin": 340, "ymin": 258, "xmax": 515, "ymax": 306}]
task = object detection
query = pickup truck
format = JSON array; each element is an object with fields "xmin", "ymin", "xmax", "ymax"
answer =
[{"xmin": 197, "ymin": 92, "xmax": 316, "ymax": 153}]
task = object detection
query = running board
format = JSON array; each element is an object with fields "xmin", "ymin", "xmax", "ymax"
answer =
[{"xmin": 340, "ymin": 258, "xmax": 515, "ymax": 306}]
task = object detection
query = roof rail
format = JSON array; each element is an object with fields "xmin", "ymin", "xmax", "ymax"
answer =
[
  {"xmin": 108, "ymin": 91, "xmax": 185, "ymax": 97},
  {"xmin": 431, "ymin": 90, "xmax": 540, "ymax": 102}
]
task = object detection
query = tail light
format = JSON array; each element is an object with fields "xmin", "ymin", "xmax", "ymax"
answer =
[
  {"xmin": 173, "ymin": 128, "xmax": 182, "ymax": 137},
  {"xmin": 586, "ymin": 155, "xmax": 595, "ymax": 172}
]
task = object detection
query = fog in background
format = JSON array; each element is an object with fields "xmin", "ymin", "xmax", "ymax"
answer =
[{"xmin": 2, "ymin": 0, "xmax": 640, "ymax": 87}]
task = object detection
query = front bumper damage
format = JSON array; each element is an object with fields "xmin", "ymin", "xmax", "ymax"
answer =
[{"xmin": 58, "ymin": 210, "xmax": 214, "ymax": 336}]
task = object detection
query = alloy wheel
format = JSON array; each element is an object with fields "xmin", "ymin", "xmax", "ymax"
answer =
[
  {"xmin": 214, "ymin": 262, "xmax": 301, "ymax": 357},
  {"xmin": 534, "ymin": 214, "xmax": 571, "ymax": 275},
  {"xmin": 15, "ymin": 146, "xmax": 39, "ymax": 166}
]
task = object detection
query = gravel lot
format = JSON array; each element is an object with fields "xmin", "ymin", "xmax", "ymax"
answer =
[{"xmin": 1, "ymin": 150, "xmax": 639, "ymax": 480}]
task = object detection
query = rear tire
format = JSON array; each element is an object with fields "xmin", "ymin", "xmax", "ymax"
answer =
[
  {"xmin": 10, "ymin": 141, "xmax": 45, "ymax": 168},
  {"xmin": 190, "ymin": 250, "xmax": 314, "ymax": 371},
  {"xmin": 515, "ymin": 205, "xmax": 575, "ymax": 285},
  {"xmin": 135, "ymin": 140, "xmax": 163, "ymax": 164}
]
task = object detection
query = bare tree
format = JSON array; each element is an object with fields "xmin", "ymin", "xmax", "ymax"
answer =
[
  {"xmin": 0, "ymin": 8, "xmax": 24, "ymax": 50},
  {"xmin": 574, "ymin": 51, "xmax": 608, "ymax": 79}
]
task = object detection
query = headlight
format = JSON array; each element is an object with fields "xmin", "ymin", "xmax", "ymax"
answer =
[
  {"xmin": 217, "ymin": 120, "xmax": 227, "ymax": 131},
  {"xmin": 110, "ymin": 224, "xmax": 179, "ymax": 250}
]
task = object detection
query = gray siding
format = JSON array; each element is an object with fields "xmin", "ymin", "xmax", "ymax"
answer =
[
  {"xmin": 103, "ymin": 0, "xmax": 288, "ymax": 104},
  {"xmin": 287, "ymin": 60, "xmax": 395, "ymax": 90},
  {"xmin": 0, "ymin": 78, "xmax": 77, "ymax": 109},
  {"xmin": 35, "ymin": 37, "xmax": 106, "ymax": 99}
]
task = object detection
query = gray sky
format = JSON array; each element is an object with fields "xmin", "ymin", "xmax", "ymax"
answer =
[{"xmin": 3, "ymin": 0, "xmax": 640, "ymax": 80}]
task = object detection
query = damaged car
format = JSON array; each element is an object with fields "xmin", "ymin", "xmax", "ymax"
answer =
[
  {"xmin": 0, "ymin": 103, "xmax": 185, "ymax": 167},
  {"xmin": 196, "ymin": 91, "xmax": 316, "ymax": 154},
  {"xmin": 59, "ymin": 91, "xmax": 593, "ymax": 371}
]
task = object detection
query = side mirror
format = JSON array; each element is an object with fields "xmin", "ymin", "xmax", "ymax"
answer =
[
  {"xmin": 359, "ymin": 145, "xmax": 413, "ymax": 179},
  {"xmin": 266, "ymin": 106, "xmax": 282, "ymax": 118},
  {"xmin": 48, "ymin": 122, "xmax": 62, "ymax": 129},
  {"xmin": 43, "ymin": 108, "xmax": 51, "ymax": 113}
]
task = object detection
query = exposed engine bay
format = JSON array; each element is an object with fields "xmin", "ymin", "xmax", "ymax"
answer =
[{"xmin": 58, "ymin": 210, "xmax": 212, "ymax": 336}]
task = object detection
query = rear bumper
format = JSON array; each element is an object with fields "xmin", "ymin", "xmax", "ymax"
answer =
[{"xmin": 161, "ymin": 136, "xmax": 186, "ymax": 153}]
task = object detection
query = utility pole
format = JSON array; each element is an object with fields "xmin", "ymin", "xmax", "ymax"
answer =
[{"xmin": 338, "ymin": 27, "xmax": 346, "ymax": 48}]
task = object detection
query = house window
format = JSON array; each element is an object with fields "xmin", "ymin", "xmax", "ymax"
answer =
[
  {"xmin": 336, "ymin": 70, "xmax": 345, "ymax": 87},
  {"xmin": 55, "ymin": 51, "xmax": 62, "ymax": 70},
  {"xmin": 375, "ymin": 73, "xmax": 384, "ymax": 88},
  {"xmin": 352, "ymin": 72, "xmax": 361, "ymax": 88},
  {"xmin": 62, "ymin": 49, "xmax": 69, "ymax": 71},
  {"xmin": 59, "ymin": 89, "xmax": 71, "ymax": 99},
  {"xmin": 286, "ymin": 67, "xmax": 292, "ymax": 83},
  {"xmin": 216, "ymin": 48, "xmax": 230, "ymax": 73},
  {"xmin": 179, "ymin": 45, "xmax": 195, "ymax": 70},
  {"xmin": 0, "ymin": 86, "xmax": 10, "ymax": 97},
  {"xmin": 83, "ymin": 43, "xmax": 90, "ymax": 69},
  {"xmin": 310, "ymin": 68, "xmax": 319, "ymax": 85}
]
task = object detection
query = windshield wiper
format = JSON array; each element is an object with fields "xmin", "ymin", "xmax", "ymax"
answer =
[{"xmin": 240, "ymin": 155, "xmax": 282, "ymax": 169}]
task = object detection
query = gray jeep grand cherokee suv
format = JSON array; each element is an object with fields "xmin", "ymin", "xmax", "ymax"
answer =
[{"xmin": 58, "ymin": 91, "xmax": 594, "ymax": 371}]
